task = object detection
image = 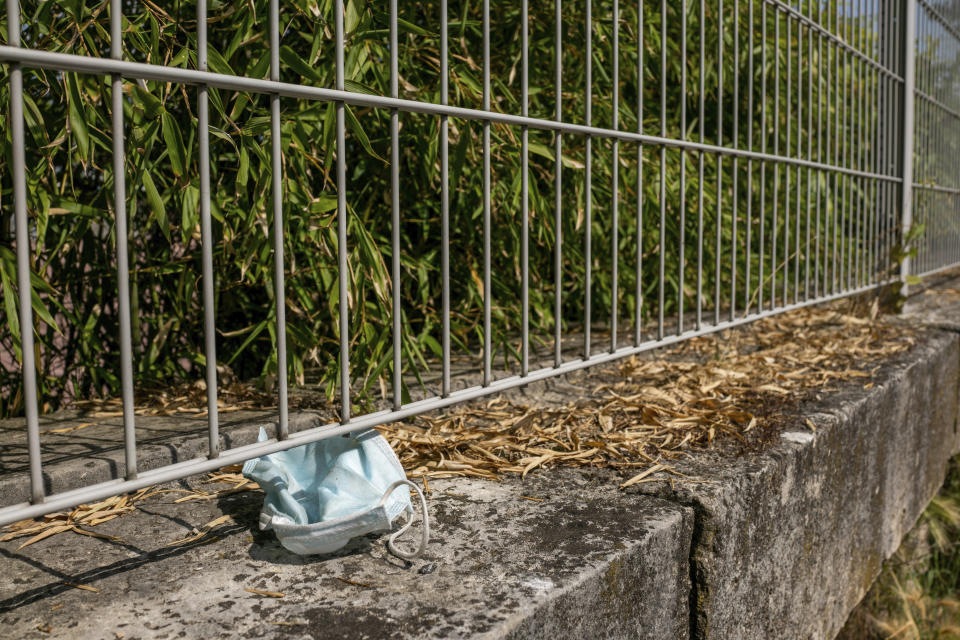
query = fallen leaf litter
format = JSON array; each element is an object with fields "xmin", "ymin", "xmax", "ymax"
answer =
[
  {"xmin": 0, "ymin": 489, "xmax": 159, "ymax": 549},
  {"xmin": 383, "ymin": 307, "xmax": 915, "ymax": 484},
  {"xmin": 0, "ymin": 305, "xmax": 917, "ymax": 547}
]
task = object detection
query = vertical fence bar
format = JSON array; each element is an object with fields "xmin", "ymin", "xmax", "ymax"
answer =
[
  {"xmin": 872, "ymin": 48, "xmax": 880, "ymax": 283},
  {"xmin": 840, "ymin": 3, "xmax": 849, "ymax": 291},
  {"xmin": 555, "ymin": 0, "xmax": 563, "ymax": 366},
  {"xmin": 390, "ymin": 0, "xmax": 402, "ymax": 409},
  {"xmin": 889, "ymin": 0, "xmax": 896, "ymax": 279},
  {"xmin": 759, "ymin": 0, "xmax": 767, "ymax": 311},
  {"xmin": 856, "ymin": 44, "xmax": 864, "ymax": 288},
  {"xmin": 730, "ymin": 0, "xmax": 739, "ymax": 320},
  {"xmin": 868, "ymin": 0, "xmax": 873, "ymax": 284},
  {"xmin": 334, "ymin": 0, "xmax": 349, "ymax": 424},
  {"xmin": 784, "ymin": 15, "xmax": 791, "ymax": 305},
  {"xmin": 871, "ymin": 7, "xmax": 879, "ymax": 284},
  {"xmin": 793, "ymin": 16, "xmax": 803, "ymax": 304},
  {"xmin": 825, "ymin": 0, "xmax": 832, "ymax": 296},
  {"xmin": 805, "ymin": 18, "xmax": 813, "ymax": 300},
  {"xmin": 830, "ymin": 1, "xmax": 841, "ymax": 294},
  {"xmin": 867, "ymin": 0, "xmax": 873, "ymax": 285},
  {"xmin": 483, "ymin": 0, "xmax": 492, "ymax": 385},
  {"xmin": 816, "ymin": 0, "xmax": 823, "ymax": 297},
  {"xmin": 857, "ymin": 6, "xmax": 865, "ymax": 283},
  {"xmin": 862, "ymin": 2, "xmax": 869, "ymax": 286},
  {"xmin": 794, "ymin": 18, "xmax": 802, "ymax": 303},
  {"xmin": 848, "ymin": 7, "xmax": 855, "ymax": 290},
  {"xmin": 520, "ymin": 1, "xmax": 532, "ymax": 371},
  {"xmin": 902, "ymin": 0, "xmax": 917, "ymax": 288},
  {"xmin": 923, "ymin": 11, "xmax": 929, "ymax": 271},
  {"xmin": 6, "ymin": 0, "xmax": 44, "ymax": 503},
  {"xmin": 110, "ymin": 0, "xmax": 137, "ymax": 478},
  {"xmin": 886, "ymin": 0, "xmax": 895, "ymax": 279},
  {"xmin": 714, "ymin": 0, "xmax": 723, "ymax": 325},
  {"xmin": 197, "ymin": 0, "xmax": 219, "ymax": 457},
  {"xmin": 636, "ymin": 0, "xmax": 645, "ymax": 345},
  {"xmin": 867, "ymin": 0, "xmax": 881, "ymax": 283},
  {"xmin": 874, "ymin": 0, "xmax": 887, "ymax": 280},
  {"xmin": 658, "ymin": 0, "xmax": 666, "ymax": 340},
  {"xmin": 678, "ymin": 0, "xmax": 686, "ymax": 334},
  {"xmin": 850, "ymin": 0, "xmax": 863, "ymax": 287},
  {"xmin": 857, "ymin": 0, "xmax": 871, "ymax": 286},
  {"xmin": 697, "ymin": 0, "xmax": 705, "ymax": 329},
  {"xmin": 836, "ymin": 0, "xmax": 843, "ymax": 293},
  {"xmin": 915, "ymin": 8, "xmax": 921, "ymax": 269},
  {"xmin": 847, "ymin": 1, "xmax": 854, "ymax": 288},
  {"xmin": 611, "ymin": 0, "xmax": 619, "ymax": 350},
  {"xmin": 441, "ymin": 0, "xmax": 452, "ymax": 392},
  {"xmin": 268, "ymin": 0, "xmax": 290, "ymax": 436},
  {"xmin": 772, "ymin": 8, "xmax": 779, "ymax": 308},
  {"xmin": 586, "ymin": 0, "xmax": 594, "ymax": 354},
  {"xmin": 745, "ymin": 0, "xmax": 754, "ymax": 315},
  {"xmin": 921, "ymin": 6, "xmax": 927, "ymax": 271},
  {"xmin": 924, "ymin": 12, "xmax": 930, "ymax": 271},
  {"xmin": 839, "ymin": 0, "xmax": 844, "ymax": 290}
]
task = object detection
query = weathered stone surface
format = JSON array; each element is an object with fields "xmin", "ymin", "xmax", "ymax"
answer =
[
  {"xmin": 631, "ymin": 327, "xmax": 960, "ymax": 640},
  {"xmin": 902, "ymin": 279, "xmax": 960, "ymax": 457},
  {"xmin": 0, "ymin": 408, "xmax": 278, "ymax": 505},
  {"xmin": 0, "ymin": 469, "xmax": 692, "ymax": 640},
  {"xmin": 902, "ymin": 273, "xmax": 960, "ymax": 334}
]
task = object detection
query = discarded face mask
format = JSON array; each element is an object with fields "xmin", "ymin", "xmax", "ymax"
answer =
[{"xmin": 242, "ymin": 427, "xmax": 429, "ymax": 559}]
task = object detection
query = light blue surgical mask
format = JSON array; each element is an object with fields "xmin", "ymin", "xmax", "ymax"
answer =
[{"xmin": 242, "ymin": 428, "xmax": 429, "ymax": 559}]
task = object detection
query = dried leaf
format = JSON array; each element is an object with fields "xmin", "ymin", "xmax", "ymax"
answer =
[
  {"xmin": 245, "ymin": 588, "xmax": 285, "ymax": 598},
  {"xmin": 619, "ymin": 464, "xmax": 669, "ymax": 490},
  {"xmin": 18, "ymin": 525, "xmax": 73, "ymax": 549}
]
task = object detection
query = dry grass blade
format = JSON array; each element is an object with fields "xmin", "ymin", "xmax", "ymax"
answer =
[
  {"xmin": 619, "ymin": 464, "xmax": 669, "ymax": 490},
  {"xmin": 17, "ymin": 525, "xmax": 72, "ymax": 550},
  {"xmin": 245, "ymin": 588, "xmax": 285, "ymax": 598},
  {"xmin": 166, "ymin": 515, "xmax": 232, "ymax": 547},
  {"xmin": 336, "ymin": 577, "xmax": 374, "ymax": 588}
]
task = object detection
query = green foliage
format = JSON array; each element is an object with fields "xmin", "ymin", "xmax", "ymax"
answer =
[{"xmin": 0, "ymin": 0, "xmax": 890, "ymax": 417}]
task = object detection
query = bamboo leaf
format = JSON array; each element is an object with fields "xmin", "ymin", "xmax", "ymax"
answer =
[
  {"xmin": 142, "ymin": 171, "xmax": 171, "ymax": 242},
  {"xmin": 344, "ymin": 105, "xmax": 384, "ymax": 162},
  {"xmin": 65, "ymin": 73, "xmax": 89, "ymax": 159},
  {"xmin": 161, "ymin": 111, "xmax": 188, "ymax": 176},
  {"xmin": 279, "ymin": 45, "xmax": 323, "ymax": 84}
]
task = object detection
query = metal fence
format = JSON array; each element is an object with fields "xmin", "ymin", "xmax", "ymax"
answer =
[
  {"xmin": 912, "ymin": 0, "xmax": 960, "ymax": 275},
  {"xmin": 0, "ymin": 0, "xmax": 957, "ymax": 526}
]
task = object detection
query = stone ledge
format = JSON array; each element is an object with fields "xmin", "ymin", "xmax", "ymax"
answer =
[
  {"xmin": 0, "ymin": 470, "xmax": 693, "ymax": 640},
  {"xmin": 632, "ymin": 326, "xmax": 960, "ymax": 639}
]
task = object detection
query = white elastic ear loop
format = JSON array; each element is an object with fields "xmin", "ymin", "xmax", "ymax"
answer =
[{"xmin": 377, "ymin": 479, "xmax": 429, "ymax": 560}]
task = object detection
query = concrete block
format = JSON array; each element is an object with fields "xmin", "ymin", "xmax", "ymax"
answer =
[
  {"xmin": 0, "ymin": 470, "xmax": 693, "ymax": 639},
  {"xmin": 632, "ymin": 329, "xmax": 960, "ymax": 639}
]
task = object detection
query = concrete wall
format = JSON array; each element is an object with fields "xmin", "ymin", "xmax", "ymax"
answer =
[{"xmin": 634, "ymin": 328, "xmax": 960, "ymax": 639}]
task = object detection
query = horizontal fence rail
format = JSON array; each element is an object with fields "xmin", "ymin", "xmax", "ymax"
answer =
[{"xmin": 0, "ymin": 0, "xmax": 957, "ymax": 527}]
